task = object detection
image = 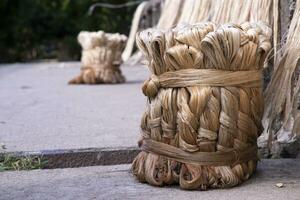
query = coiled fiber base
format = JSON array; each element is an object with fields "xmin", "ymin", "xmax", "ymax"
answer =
[
  {"xmin": 69, "ymin": 31, "xmax": 127, "ymax": 84},
  {"xmin": 133, "ymin": 151, "xmax": 257, "ymax": 189},
  {"xmin": 132, "ymin": 22, "xmax": 272, "ymax": 190}
]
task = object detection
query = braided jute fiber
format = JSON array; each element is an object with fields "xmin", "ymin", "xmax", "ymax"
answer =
[
  {"xmin": 132, "ymin": 22, "xmax": 271, "ymax": 190},
  {"xmin": 69, "ymin": 31, "xmax": 127, "ymax": 84}
]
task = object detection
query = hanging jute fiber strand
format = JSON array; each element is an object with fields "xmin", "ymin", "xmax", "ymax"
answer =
[
  {"xmin": 156, "ymin": 0, "xmax": 272, "ymax": 28},
  {"xmin": 132, "ymin": 22, "xmax": 271, "ymax": 190},
  {"xmin": 127, "ymin": 0, "xmax": 273, "ymax": 65},
  {"xmin": 261, "ymin": 0, "xmax": 300, "ymax": 150},
  {"xmin": 69, "ymin": 31, "xmax": 127, "ymax": 84}
]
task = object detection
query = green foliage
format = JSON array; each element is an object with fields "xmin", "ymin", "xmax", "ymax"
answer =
[
  {"xmin": 0, "ymin": 0, "xmax": 137, "ymax": 62},
  {"xmin": 0, "ymin": 154, "xmax": 47, "ymax": 171}
]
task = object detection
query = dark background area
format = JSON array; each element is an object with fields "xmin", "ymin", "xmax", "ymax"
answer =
[{"xmin": 0, "ymin": 0, "xmax": 138, "ymax": 63}]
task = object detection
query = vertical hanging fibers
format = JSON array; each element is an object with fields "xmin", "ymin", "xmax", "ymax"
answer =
[{"xmin": 262, "ymin": 0, "xmax": 300, "ymax": 150}]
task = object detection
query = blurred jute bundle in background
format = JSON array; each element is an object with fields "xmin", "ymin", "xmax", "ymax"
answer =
[{"xmin": 69, "ymin": 31, "xmax": 127, "ymax": 84}]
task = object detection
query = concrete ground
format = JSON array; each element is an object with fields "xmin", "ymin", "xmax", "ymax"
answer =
[
  {"xmin": 1, "ymin": 159, "xmax": 300, "ymax": 200},
  {"xmin": 1, "ymin": 62, "xmax": 300, "ymax": 200},
  {"xmin": 0, "ymin": 62, "xmax": 148, "ymax": 152}
]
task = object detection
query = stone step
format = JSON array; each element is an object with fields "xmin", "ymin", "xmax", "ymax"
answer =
[
  {"xmin": 1, "ymin": 147, "xmax": 139, "ymax": 169},
  {"xmin": 1, "ymin": 159, "xmax": 300, "ymax": 200}
]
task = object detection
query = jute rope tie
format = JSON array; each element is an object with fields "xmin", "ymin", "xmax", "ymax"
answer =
[
  {"xmin": 140, "ymin": 67, "xmax": 262, "ymax": 166},
  {"xmin": 139, "ymin": 139, "xmax": 258, "ymax": 166},
  {"xmin": 142, "ymin": 68, "xmax": 262, "ymax": 98}
]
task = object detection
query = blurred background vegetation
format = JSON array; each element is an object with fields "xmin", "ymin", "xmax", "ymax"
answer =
[{"xmin": 0, "ymin": 0, "xmax": 138, "ymax": 63}]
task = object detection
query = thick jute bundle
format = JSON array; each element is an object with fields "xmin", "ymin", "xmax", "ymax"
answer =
[
  {"xmin": 132, "ymin": 22, "xmax": 271, "ymax": 190},
  {"xmin": 69, "ymin": 31, "xmax": 127, "ymax": 84}
]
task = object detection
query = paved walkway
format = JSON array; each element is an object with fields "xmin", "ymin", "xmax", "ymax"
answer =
[
  {"xmin": 0, "ymin": 62, "xmax": 148, "ymax": 152},
  {"xmin": 1, "ymin": 159, "xmax": 300, "ymax": 200}
]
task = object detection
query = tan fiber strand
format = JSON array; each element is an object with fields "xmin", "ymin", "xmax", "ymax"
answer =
[
  {"xmin": 69, "ymin": 31, "xmax": 127, "ymax": 84},
  {"xmin": 156, "ymin": 0, "xmax": 184, "ymax": 29},
  {"xmin": 177, "ymin": 0, "xmax": 196, "ymax": 23},
  {"xmin": 122, "ymin": 1, "xmax": 149, "ymax": 61},
  {"xmin": 272, "ymin": 0, "xmax": 279, "ymax": 59},
  {"xmin": 250, "ymin": 0, "xmax": 273, "ymax": 24},
  {"xmin": 132, "ymin": 22, "xmax": 271, "ymax": 190},
  {"xmin": 189, "ymin": 0, "xmax": 212, "ymax": 23}
]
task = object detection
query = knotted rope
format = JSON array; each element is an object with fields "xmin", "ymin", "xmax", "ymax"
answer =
[{"xmin": 142, "ymin": 69, "xmax": 262, "ymax": 98}]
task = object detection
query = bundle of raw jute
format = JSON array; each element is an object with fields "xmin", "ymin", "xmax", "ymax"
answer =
[
  {"xmin": 132, "ymin": 22, "xmax": 272, "ymax": 190},
  {"xmin": 69, "ymin": 31, "xmax": 127, "ymax": 84}
]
